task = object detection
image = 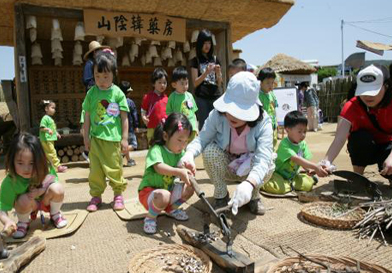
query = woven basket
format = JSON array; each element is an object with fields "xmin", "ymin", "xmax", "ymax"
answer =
[
  {"xmin": 300, "ymin": 202, "xmax": 365, "ymax": 229},
  {"xmin": 129, "ymin": 244, "xmax": 212, "ymax": 273},
  {"xmin": 267, "ymin": 254, "xmax": 392, "ymax": 273}
]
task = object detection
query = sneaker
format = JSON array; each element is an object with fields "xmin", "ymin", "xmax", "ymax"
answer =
[
  {"xmin": 143, "ymin": 218, "xmax": 157, "ymax": 234},
  {"xmin": 167, "ymin": 209, "xmax": 189, "ymax": 221},
  {"xmin": 13, "ymin": 222, "xmax": 29, "ymax": 239},
  {"xmin": 126, "ymin": 159, "xmax": 136, "ymax": 167},
  {"xmin": 213, "ymin": 194, "xmax": 230, "ymax": 210},
  {"xmin": 51, "ymin": 212, "xmax": 68, "ymax": 228},
  {"xmin": 113, "ymin": 195, "xmax": 125, "ymax": 211},
  {"xmin": 248, "ymin": 198, "xmax": 266, "ymax": 215},
  {"xmin": 57, "ymin": 165, "xmax": 68, "ymax": 173},
  {"xmin": 82, "ymin": 151, "xmax": 90, "ymax": 163},
  {"xmin": 87, "ymin": 197, "xmax": 102, "ymax": 212}
]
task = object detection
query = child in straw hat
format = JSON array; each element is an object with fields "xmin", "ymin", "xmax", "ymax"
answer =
[{"xmin": 179, "ymin": 71, "xmax": 276, "ymax": 216}]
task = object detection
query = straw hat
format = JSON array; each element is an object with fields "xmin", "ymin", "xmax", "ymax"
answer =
[{"xmin": 83, "ymin": 41, "xmax": 109, "ymax": 60}]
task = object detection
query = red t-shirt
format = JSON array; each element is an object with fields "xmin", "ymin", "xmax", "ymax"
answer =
[
  {"xmin": 141, "ymin": 91, "xmax": 168, "ymax": 128},
  {"xmin": 340, "ymin": 97, "xmax": 392, "ymax": 144}
]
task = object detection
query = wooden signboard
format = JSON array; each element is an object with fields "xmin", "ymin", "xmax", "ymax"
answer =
[{"xmin": 84, "ymin": 9, "xmax": 186, "ymax": 42}]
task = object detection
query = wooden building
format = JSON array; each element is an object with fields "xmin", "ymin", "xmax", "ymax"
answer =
[{"xmin": 0, "ymin": 0, "xmax": 294, "ymax": 131}]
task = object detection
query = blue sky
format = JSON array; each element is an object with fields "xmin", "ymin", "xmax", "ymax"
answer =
[{"xmin": 1, "ymin": 0, "xmax": 392, "ymax": 81}]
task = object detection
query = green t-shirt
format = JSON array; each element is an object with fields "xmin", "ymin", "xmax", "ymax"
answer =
[
  {"xmin": 82, "ymin": 85, "xmax": 129, "ymax": 142},
  {"xmin": 139, "ymin": 145, "xmax": 185, "ymax": 191},
  {"xmin": 39, "ymin": 115, "xmax": 57, "ymax": 141},
  {"xmin": 0, "ymin": 166, "xmax": 58, "ymax": 211},
  {"xmin": 275, "ymin": 137, "xmax": 312, "ymax": 180},
  {"xmin": 259, "ymin": 91, "xmax": 278, "ymax": 129},
  {"xmin": 166, "ymin": 91, "xmax": 198, "ymax": 132}
]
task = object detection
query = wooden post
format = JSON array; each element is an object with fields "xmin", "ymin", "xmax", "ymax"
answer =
[
  {"xmin": 216, "ymin": 29, "xmax": 227, "ymax": 90},
  {"xmin": 14, "ymin": 3, "xmax": 30, "ymax": 131}
]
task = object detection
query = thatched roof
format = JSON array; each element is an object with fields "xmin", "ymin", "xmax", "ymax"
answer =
[
  {"xmin": 261, "ymin": 53, "xmax": 316, "ymax": 74},
  {"xmin": 0, "ymin": 0, "xmax": 294, "ymax": 46}
]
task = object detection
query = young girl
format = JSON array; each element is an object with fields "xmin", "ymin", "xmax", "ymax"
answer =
[
  {"xmin": 138, "ymin": 113, "xmax": 195, "ymax": 234},
  {"xmin": 39, "ymin": 100, "xmax": 67, "ymax": 173},
  {"xmin": 190, "ymin": 29, "xmax": 222, "ymax": 131},
  {"xmin": 179, "ymin": 72, "xmax": 275, "ymax": 216},
  {"xmin": 0, "ymin": 133, "xmax": 67, "ymax": 239},
  {"xmin": 82, "ymin": 50, "xmax": 129, "ymax": 212},
  {"xmin": 141, "ymin": 68, "xmax": 169, "ymax": 145}
]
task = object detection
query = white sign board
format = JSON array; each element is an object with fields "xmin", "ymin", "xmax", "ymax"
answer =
[{"xmin": 273, "ymin": 87, "xmax": 298, "ymax": 125}]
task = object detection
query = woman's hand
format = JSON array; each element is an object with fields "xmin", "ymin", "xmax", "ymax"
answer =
[
  {"xmin": 178, "ymin": 168, "xmax": 193, "ymax": 186},
  {"xmin": 178, "ymin": 151, "xmax": 196, "ymax": 175},
  {"xmin": 121, "ymin": 138, "xmax": 128, "ymax": 154},
  {"xmin": 215, "ymin": 64, "xmax": 221, "ymax": 74},
  {"xmin": 207, "ymin": 63, "xmax": 216, "ymax": 73},
  {"xmin": 381, "ymin": 155, "xmax": 392, "ymax": 176}
]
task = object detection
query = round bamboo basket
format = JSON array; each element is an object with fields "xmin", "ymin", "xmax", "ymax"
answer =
[
  {"xmin": 129, "ymin": 244, "xmax": 212, "ymax": 273},
  {"xmin": 267, "ymin": 254, "xmax": 392, "ymax": 273},
  {"xmin": 300, "ymin": 202, "xmax": 365, "ymax": 229}
]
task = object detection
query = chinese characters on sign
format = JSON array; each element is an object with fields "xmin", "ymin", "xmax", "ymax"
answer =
[{"xmin": 84, "ymin": 9, "xmax": 186, "ymax": 42}]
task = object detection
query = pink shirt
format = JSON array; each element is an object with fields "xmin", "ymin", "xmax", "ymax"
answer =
[{"xmin": 229, "ymin": 126, "xmax": 250, "ymax": 155}]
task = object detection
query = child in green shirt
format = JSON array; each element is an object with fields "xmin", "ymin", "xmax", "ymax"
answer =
[
  {"xmin": 261, "ymin": 111, "xmax": 328, "ymax": 194},
  {"xmin": 82, "ymin": 50, "xmax": 129, "ymax": 212},
  {"xmin": 39, "ymin": 100, "xmax": 68, "ymax": 172},
  {"xmin": 258, "ymin": 68, "xmax": 279, "ymax": 149},
  {"xmin": 139, "ymin": 113, "xmax": 195, "ymax": 234},
  {"xmin": 166, "ymin": 66, "xmax": 198, "ymax": 142},
  {"xmin": 0, "ymin": 133, "xmax": 67, "ymax": 239}
]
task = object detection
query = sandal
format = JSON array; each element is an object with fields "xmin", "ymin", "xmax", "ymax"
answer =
[
  {"xmin": 167, "ymin": 209, "xmax": 189, "ymax": 221},
  {"xmin": 87, "ymin": 197, "xmax": 102, "ymax": 212},
  {"xmin": 113, "ymin": 195, "xmax": 125, "ymax": 211},
  {"xmin": 51, "ymin": 212, "xmax": 68, "ymax": 228},
  {"xmin": 13, "ymin": 222, "xmax": 29, "ymax": 239},
  {"xmin": 143, "ymin": 218, "xmax": 157, "ymax": 234}
]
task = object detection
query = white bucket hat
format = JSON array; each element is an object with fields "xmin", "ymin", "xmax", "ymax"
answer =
[
  {"xmin": 129, "ymin": 43, "xmax": 139, "ymax": 58},
  {"xmin": 153, "ymin": 57, "xmax": 162, "ymax": 67},
  {"xmin": 140, "ymin": 55, "xmax": 146, "ymax": 66},
  {"xmin": 72, "ymin": 51, "xmax": 83, "ymax": 66},
  {"xmin": 167, "ymin": 58, "xmax": 175, "ymax": 67},
  {"xmin": 130, "ymin": 55, "xmax": 135, "ymax": 63},
  {"xmin": 29, "ymin": 28, "xmax": 37, "ymax": 43},
  {"xmin": 355, "ymin": 64, "xmax": 388, "ymax": 96},
  {"xmin": 168, "ymin": 40, "xmax": 176, "ymax": 49},
  {"xmin": 145, "ymin": 51, "xmax": 152, "ymax": 64},
  {"xmin": 175, "ymin": 49, "xmax": 183, "ymax": 62},
  {"xmin": 122, "ymin": 54, "xmax": 130, "ymax": 67},
  {"xmin": 52, "ymin": 50, "xmax": 63, "ymax": 59},
  {"xmin": 148, "ymin": 45, "xmax": 159, "ymax": 58},
  {"xmin": 213, "ymin": 71, "xmax": 262, "ymax": 121},
  {"xmin": 31, "ymin": 43, "xmax": 43, "ymax": 58},
  {"xmin": 51, "ymin": 28, "xmax": 63, "ymax": 41},
  {"xmin": 32, "ymin": 56, "xmax": 43, "ymax": 65},
  {"xmin": 74, "ymin": 41, "xmax": 83, "ymax": 55},
  {"xmin": 74, "ymin": 22, "xmax": 85, "ymax": 41},
  {"xmin": 183, "ymin": 41, "xmax": 190, "ymax": 53},
  {"xmin": 151, "ymin": 40, "xmax": 160, "ymax": 46},
  {"xmin": 51, "ymin": 39, "xmax": 63, "ymax": 52},
  {"xmin": 54, "ymin": 57, "xmax": 62, "ymax": 66},
  {"xmin": 26, "ymin": 16, "xmax": 37, "ymax": 29}
]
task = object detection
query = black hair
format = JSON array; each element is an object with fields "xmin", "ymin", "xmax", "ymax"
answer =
[
  {"xmin": 150, "ymin": 113, "xmax": 192, "ymax": 146},
  {"xmin": 299, "ymin": 82, "xmax": 309, "ymax": 89},
  {"xmin": 151, "ymin": 67, "xmax": 168, "ymax": 84},
  {"xmin": 196, "ymin": 29, "xmax": 214, "ymax": 60},
  {"xmin": 119, "ymin": 81, "xmax": 131, "ymax": 94},
  {"xmin": 218, "ymin": 105, "xmax": 264, "ymax": 128},
  {"xmin": 257, "ymin": 67, "xmax": 276, "ymax": 82},
  {"xmin": 40, "ymin": 100, "xmax": 55, "ymax": 112},
  {"xmin": 229, "ymin": 58, "xmax": 247, "ymax": 72},
  {"xmin": 94, "ymin": 50, "xmax": 117, "ymax": 76},
  {"xmin": 284, "ymin": 110, "xmax": 308, "ymax": 128},
  {"xmin": 5, "ymin": 132, "xmax": 48, "ymax": 188},
  {"xmin": 172, "ymin": 66, "xmax": 188, "ymax": 82}
]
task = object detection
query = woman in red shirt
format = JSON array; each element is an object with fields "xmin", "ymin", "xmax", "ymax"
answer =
[{"xmin": 320, "ymin": 64, "xmax": 392, "ymax": 184}]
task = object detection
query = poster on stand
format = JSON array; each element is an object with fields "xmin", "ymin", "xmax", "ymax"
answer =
[{"xmin": 273, "ymin": 87, "xmax": 298, "ymax": 125}]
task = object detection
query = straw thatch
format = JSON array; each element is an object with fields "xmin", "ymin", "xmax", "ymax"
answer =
[
  {"xmin": 0, "ymin": 0, "xmax": 294, "ymax": 46},
  {"xmin": 261, "ymin": 53, "xmax": 316, "ymax": 74}
]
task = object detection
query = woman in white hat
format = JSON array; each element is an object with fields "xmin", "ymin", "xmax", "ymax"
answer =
[
  {"xmin": 83, "ymin": 41, "xmax": 110, "ymax": 91},
  {"xmin": 179, "ymin": 71, "xmax": 275, "ymax": 215},
  {"xmin": 320, "ymin": 64, "xmax": 392, "ymax": 185}
]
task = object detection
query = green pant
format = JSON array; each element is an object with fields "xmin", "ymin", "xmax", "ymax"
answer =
[
  {"xmin": 41, "ymin": 140, "xmax": 60, "ymax": 168},
  {"xmin": 261, "ymin": 172, "xmax": 314, "ymax": 194},
  {"xmin": 89, "ymin": 137, "xmax": 127, "ymax": 197}
]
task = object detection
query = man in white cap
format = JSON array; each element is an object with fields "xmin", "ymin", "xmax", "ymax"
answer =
[
  {"xmin": 320, "ymin": 64, "xmax": 392, "ymax": 187},
  {"xmin": 179, "ymin": 71, "xmax": 275, "ymax": 215}
]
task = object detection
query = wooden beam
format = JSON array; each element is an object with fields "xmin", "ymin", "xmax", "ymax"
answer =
[
  {"xmin": 21, "ymin": 4, "xmax": 83, "ymax": 19},
  {"xmin": 177, "ymin": 225, "xmax": 254, "ymax": 273},
  {"xmin": 186, "ymin": 19, "xmax": 228, "ymax": 30},
  {"xmin": 216, "ymin": 30, "xmax": 228, "ymax": 89},
  {"xmin": 14, "ymin": 3, "xmax": 30, "ymax": 131}
]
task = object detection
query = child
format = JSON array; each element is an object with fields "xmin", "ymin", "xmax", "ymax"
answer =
[
  {"xmin": 228, "ymin": 58, "xmax": 247, "ymax": 79},
  {"xmin": 141, "ymin": 68, "xmax": 169, "ymax": 144},
  {"xmin": 261, "ymin": 111, "xmax": 328, "ymax": 194},
  {"xmin": 258, "ymin": 67, "xmax": 278, "ymax": 149},
  {"xmin": 179, "ymin": 72, "xmax": 275, "ymax": 216},
  {"xmin": 166, "ymin": 66, "xmax": 198, "ymax": 142},
  {"xmin": 119, "ymin": 81, "xmax": 139, "ymax": 167},
  {"xmin": 0, "ymin": 133, "xmax": 67, "ymax": 239},
  {"xmin": 82, "ymin": 50, "xmax": 129, "ymax": 212},
  {"xmin": 139, "ymin": 113, "xmax": 195, "ymax": 234},
  {"xmin": 39, "ymin": 100, "xmax": 67, "ymax": 173},
  {"xmin": 303, "ymin": 83, "xmax": 320, "ymax": 132}
]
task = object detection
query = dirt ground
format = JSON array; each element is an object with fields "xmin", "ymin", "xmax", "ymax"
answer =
[{"xmin": 0, "ymin": 123, "xmax": 391, "ymax": 272}]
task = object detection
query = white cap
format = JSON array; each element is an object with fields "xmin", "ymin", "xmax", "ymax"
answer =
[
  {"xmin": 213, "ymin": 71, "xmax": 262, "ymax": 121},
  {"xmin": 355, "ymin": 65, "xmax": 384, "ymax": 96}
]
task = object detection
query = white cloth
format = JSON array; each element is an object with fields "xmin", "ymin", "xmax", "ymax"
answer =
[{"xmin": 228, "ymin": 153, "xmax": 254, "ymax": 177}]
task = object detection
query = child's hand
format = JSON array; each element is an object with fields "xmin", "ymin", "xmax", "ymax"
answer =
[
  {"xmin": 48, "ymin": 129, "xmax": 53, "ymax": 135},
  {"xmin": 314, "ymin": 165, "xmax": 329, "ymax": 177},
  {"xmin": 3, "ymin": 220, "xmax": 16, "ymax": 235},
  {"xmin": 121, "ymin": 139, "xmax": 128, "ymax": 154},
  {"xmin": 57, "ymin": 132, "xmax": 61, "ymax": 139},
  {"xmin": 178, "ymin": 168, "xmax": 192, "ymax": 186},
  {"xmin": 28, "ymin": 188, "xmax": 44, "ymax": 199},
  {"xmin": 142, "ymin": 116, "xmax": 149, "ymax": 126}
]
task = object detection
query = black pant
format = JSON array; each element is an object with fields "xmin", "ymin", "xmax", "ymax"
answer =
[
  {"xmin": 347, "ymin": 130, "xmax": 392, "ymax": 179},
  {"xmin": 195, "ymin": 96, "xmax": 215, "ymax": 131}
]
